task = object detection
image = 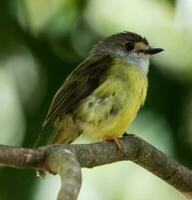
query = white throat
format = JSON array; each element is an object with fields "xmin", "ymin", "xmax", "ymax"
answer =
[{"xmin": 125, "ymin": 52, "xmax": 150, "ymax": 74}]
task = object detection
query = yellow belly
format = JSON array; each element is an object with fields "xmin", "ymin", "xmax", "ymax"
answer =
[{"xmin": 76, "ymin": 58, "xmax": 148, "ymax": 140}]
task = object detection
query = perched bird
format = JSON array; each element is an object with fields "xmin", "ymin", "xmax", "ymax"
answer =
[{"xmin": 34, "ymin": 31, "xmax": 163, "ymax": 149}]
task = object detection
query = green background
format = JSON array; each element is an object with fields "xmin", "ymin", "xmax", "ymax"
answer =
[{"xmin": 0, "ymin": 0, "xmax": 192, "ymax": 199}]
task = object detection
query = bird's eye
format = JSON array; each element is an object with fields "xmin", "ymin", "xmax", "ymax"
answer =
[{"xmin": 125, "ymin": 41, "xmax": 134, "ymax": 51}]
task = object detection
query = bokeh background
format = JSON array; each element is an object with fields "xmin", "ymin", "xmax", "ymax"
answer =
[{"xmin": 0, "ymin": 0, "xmax": 192, "ymax": 199}]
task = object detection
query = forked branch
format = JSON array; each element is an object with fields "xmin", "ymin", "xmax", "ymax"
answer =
[{"xmin": 0, "ymin": 134, "xmax": 191, "ymax": 200}]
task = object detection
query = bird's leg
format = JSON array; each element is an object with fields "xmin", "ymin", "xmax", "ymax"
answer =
[
  {"xmin": 103, "ymin": 136, "xmax": 123, "ymax": 150},
  {"xmin": 113, "ymin": 137, "xmax": 123, "ymax": 150}
]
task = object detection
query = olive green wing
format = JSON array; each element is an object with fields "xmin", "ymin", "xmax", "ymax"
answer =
[{"xmin": 34, "ymin": 55, "xmax": 112, "ymax": 147}]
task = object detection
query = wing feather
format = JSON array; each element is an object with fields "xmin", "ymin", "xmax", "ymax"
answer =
[
  {"xmin": 34, "ymin": 55, "xmax": 112, "ymax": 147},
  {"xmin": 46, "ymin": 55, "xmax": 112, "ymax": 124}
]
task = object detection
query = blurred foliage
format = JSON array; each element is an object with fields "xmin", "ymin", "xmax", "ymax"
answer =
[{"xmin": 0, "ymin": 0, "xmax": 192, "ymax": 199}]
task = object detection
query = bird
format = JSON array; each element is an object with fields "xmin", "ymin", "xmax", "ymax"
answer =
[{"xmin": 34, "ymin": 31, "xmax": 163, "ymax": 149}]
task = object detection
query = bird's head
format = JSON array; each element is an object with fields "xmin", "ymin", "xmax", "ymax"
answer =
[{"xmin": 91, "ymin": 31, "xmax": 164, "ymax": 74}]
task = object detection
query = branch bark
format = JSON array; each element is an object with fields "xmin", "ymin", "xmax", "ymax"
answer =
[{"xmin": 0, "ymin": 134, "xmax": 191, "ymax": 200}]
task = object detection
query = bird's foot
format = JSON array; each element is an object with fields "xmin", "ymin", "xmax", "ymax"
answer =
[
  {"xmin": 103, "ymin": 136, "xmax": 123, "ymax": 150},
  {"xmin": 113, "ymin": 137, "xmax": 123, "ymax": 150}
]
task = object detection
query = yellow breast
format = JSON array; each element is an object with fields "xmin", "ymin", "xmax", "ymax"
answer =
[
  {"xmin": 108, "ymin": 63, "xmax": 148, "ymax": 137},
  {"xmin": 77, "ymin": 58, "xmax": 148, "ymax": 140}
]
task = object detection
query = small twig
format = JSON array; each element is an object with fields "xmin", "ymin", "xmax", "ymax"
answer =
[{"xmin": 0, "ymin": 135, "xmax": 192, "ymax": 200}]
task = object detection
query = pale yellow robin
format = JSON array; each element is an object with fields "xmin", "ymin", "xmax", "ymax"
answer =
[{"xmin": 34, "ymin": 31, "xmax": 163, "ymax": 149}]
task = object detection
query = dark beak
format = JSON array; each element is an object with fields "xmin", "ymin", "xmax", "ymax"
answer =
[{"xmin": 142, "ymin": 47, "xmax": 164, "ymax": 55}]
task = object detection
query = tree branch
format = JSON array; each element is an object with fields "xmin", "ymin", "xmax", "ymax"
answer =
[
  {"xmin": 46, "ymin": 148, "xmax": 82, "ymax": 200},
  {"xmin": 0, "ymin": 134, "xmax": 191, "ymax": 200}
]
